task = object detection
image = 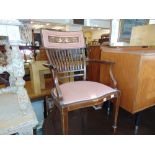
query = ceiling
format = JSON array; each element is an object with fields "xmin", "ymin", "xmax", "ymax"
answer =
[
  {"xmin": 18, "ymin": 19, "xmax": 111, "ymax": 31},
  {"xmin": 0, "ymin": 19, "xmax": 111, "ymax": 32}
]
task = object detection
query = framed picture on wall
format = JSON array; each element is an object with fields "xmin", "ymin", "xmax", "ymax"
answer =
[
  {"xmin": 73, "ymin": 19, "xmax": 84, "ymax": 25},
  {"xmin": 118, "ymin": 19, "xmax": 149, "ymax": 42}
]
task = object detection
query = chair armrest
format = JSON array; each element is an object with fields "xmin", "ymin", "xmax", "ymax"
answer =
[
  {"xmin": 43, "ymin": 63, "xmax": 57, "ymax": 70},
  {"xmin": 87, "ymin": 58, "xmax": 117, "ymax": 88},
  {"xmin": 43, "ymin": 63, "xmax": 63, "ymax": 101}
]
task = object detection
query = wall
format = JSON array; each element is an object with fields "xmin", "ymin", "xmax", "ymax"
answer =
[
  {"xmin": 84, "ymin": 29, "xmax": 110, "ymax": 43},
  {"xmin": 0, "ymin": 25, "xmax": 21, "ymax": 44},
  {"xmin": 84, "ymin": 19, "xmax": 110, "ymax": 28},
  {"xmin": 84, "ymin": 31, "xmax": 92, "ymax": 44},
  {"xmin": 92, "ymin": 29, "xmax": 110, "ymax": 40}
]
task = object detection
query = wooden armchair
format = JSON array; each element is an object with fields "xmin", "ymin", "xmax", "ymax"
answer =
[
  {"xmin": 41, "ymin": 29, "xmax": 120, "ymax": 134},
  {"xmin": 0, "ymin": 45, "xmax": 38, "ymax": 135}
]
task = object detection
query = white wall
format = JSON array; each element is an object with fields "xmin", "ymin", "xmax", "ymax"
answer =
[
  {"xmin": 84, "ymin": 19, "xmax": 110, "ymax": 28},
  {"xmin": 0, "ymin": 25, "xmax": 21, "ymax": 44},
  {"xmin": 92, "ymin": 29, "xmax": 110, "ymax": 40}
]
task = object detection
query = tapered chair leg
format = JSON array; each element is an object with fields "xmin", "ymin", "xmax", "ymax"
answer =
[
  {"xmin": 81, "ymin": 108, "xmax": 88, "ymax": 134},
  {"xmin": 61, "ymin": 108, "xmax": 68, "ymax": 135},
  {"xmin": 112, "ymin": 94, "xmax": 120, "ymax": 133},
  {"xmin": 106, "ymin": 101, "xmax": 111, "ymax": 119}
]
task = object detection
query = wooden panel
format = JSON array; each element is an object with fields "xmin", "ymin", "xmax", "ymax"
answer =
[
  {"xmin": 87, "ymin": 46, "xmax": 101, "ymax": 82},
  {"xmin": 25, "ymin": 79, "xmax": 52, "ymax": 100},
  {"xmin": 36, "ymin": 48, "xmax": 48, "ymax": 61},
  {"xmin": 100, "ymin": 46, "xmax": 155, "ymax": 113},
  {"xmin": 101, "ymin": 46, "xmax": 155, "ymax": 53},
  {"xmin": 135, "ymin": 55, "xmax": 155, "ymax": 111},
  {"xmin": 100, "ymin": 50, "xmax": 141, "ymax": 113}
]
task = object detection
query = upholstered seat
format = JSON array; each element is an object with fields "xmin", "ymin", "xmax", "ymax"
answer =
[{"xmin": 53, "ymin": 81, "xmax": 117, "ymax": 105}]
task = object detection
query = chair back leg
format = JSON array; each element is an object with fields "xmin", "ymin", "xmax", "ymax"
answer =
[{"xmin": 112, "ymin": 93, "xmax": 120, "ymax": 133}]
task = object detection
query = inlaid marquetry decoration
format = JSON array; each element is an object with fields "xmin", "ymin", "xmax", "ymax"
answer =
[{"xmin": 41, "ymin": 29, "xmax": 85, "ymax": 49}]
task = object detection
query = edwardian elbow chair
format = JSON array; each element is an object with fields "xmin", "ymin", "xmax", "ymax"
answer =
[{"xmin": 41, "ymin": 29, "xmax": 120, "ymax": 134}]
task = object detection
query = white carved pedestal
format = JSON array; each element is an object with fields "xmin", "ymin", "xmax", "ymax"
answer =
[{"xmin": 0, "ymin": 45, "xmax": 38, "ymax": 135}]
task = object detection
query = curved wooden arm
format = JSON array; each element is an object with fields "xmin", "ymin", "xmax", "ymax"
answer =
[
  {"xmin": 87, "ymin": 59, "xmax": 117, "ymax": 88},
  {"xmin": 43, "ymin": 63, "xmax": 57, "ymax": 70},
  {"xmin": 43, "ymin": 63, "xmax": 63, "ymax": 101}
]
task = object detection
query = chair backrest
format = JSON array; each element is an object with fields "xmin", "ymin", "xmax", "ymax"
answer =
[{"xmin": 41, "ymin": 29, "xmax": 87, "ymax": 81}]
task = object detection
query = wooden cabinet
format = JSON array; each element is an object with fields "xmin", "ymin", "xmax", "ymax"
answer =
[
  {"xmin": 36, "ymin": 48, "xmax": 48, "ymax": 61},
  {"xmin": 100, "ymin": 46, "xmax": 155, "ymax": 114},
  {"xmin": 87, "ymin": 46, "xmax": 101, "ymax": 82}
]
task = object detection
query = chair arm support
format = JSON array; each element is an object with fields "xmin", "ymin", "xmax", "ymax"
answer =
[
  {"xmin": 43, "ymin": 63, "xmax": 57, "ymax": 70},
  {"xmin": 87, "ymin": 59, "xmax": 117, "ymax": 88},
  {"xmin": 43, "ymin": 63, "xmax": 63, "ymax": 101}
]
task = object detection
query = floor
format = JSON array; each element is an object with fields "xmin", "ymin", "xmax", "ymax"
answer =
[{"xmin": 43, "ymin": 102, "xmax": 155, "ymax": 135}]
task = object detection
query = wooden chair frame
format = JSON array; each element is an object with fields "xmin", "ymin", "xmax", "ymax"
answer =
[
  {"xmin": 44, "ymin": 59, "xmax": 120, "ymax": 134},
  {"xmin": 41, "ymin": 29, "xmax": 120, "ymax": 134}
]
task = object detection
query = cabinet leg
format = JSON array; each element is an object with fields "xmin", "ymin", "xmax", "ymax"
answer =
[{"xmin": 134, "ymin": 112, "xmax": 142, "ymax": 135}]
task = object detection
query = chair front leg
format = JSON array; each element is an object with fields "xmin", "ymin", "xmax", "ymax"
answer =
[
  {"xmin": 81, "ymin": 108, "xmax": 88, "ymax": 134},
  {"xmin": 112, "ymin": 93, "xmax": 120, "ymax": 133},
  {"xmin": 61, "ymin": 108, "xmax": 68, "ymax": 135}
]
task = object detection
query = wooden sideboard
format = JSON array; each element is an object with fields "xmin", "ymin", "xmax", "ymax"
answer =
[{"xmin": 100, "ymin": 46, "xmax": 155, "ymax": 114}]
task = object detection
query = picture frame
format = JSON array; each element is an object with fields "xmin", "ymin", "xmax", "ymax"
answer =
[{"xmin": 118, "ymin": 19, "xmax": 149, "ymax": 42}]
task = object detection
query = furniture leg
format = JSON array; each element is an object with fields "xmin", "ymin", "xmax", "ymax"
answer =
[
  {"xmin": 30, "ymin": 63, "xmax": 41, "ymax": 94},
  {"xmin": 33, "ymin": 127, "xmax": 37, "ymax": 135},
  {"xmin": 134, "ymin": 112, "xmax": 142, "ymax": 135},
  {"xmin": 106, "ymin": 100, "xmax": 111, "ymax": 119},
  {"xmin": 43, "ymin": 97, "xmax": 48, "ymax": 118},
  {"xmin": 61, "ymin": 108, "xmax": 68, "ymax": 135},
  {"xmin": 112, "ymin": 94, "xmax": 120, "ymax": 133},
  {"xmin": 40, "ymin": 71, "xmax": 46, "ymax": 89},
  {"xmin": 81, "ymin": 108, "xmax": 88, "ymax": 134}
]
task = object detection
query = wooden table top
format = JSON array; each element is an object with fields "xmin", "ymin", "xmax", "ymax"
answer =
[
  {"xmin": 0, "ymin": 78, "xmax": 53, "ymax": 101},
  {"xmin": 25, "ymin": 78, "xmax": 53, "ymax": 100}
]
